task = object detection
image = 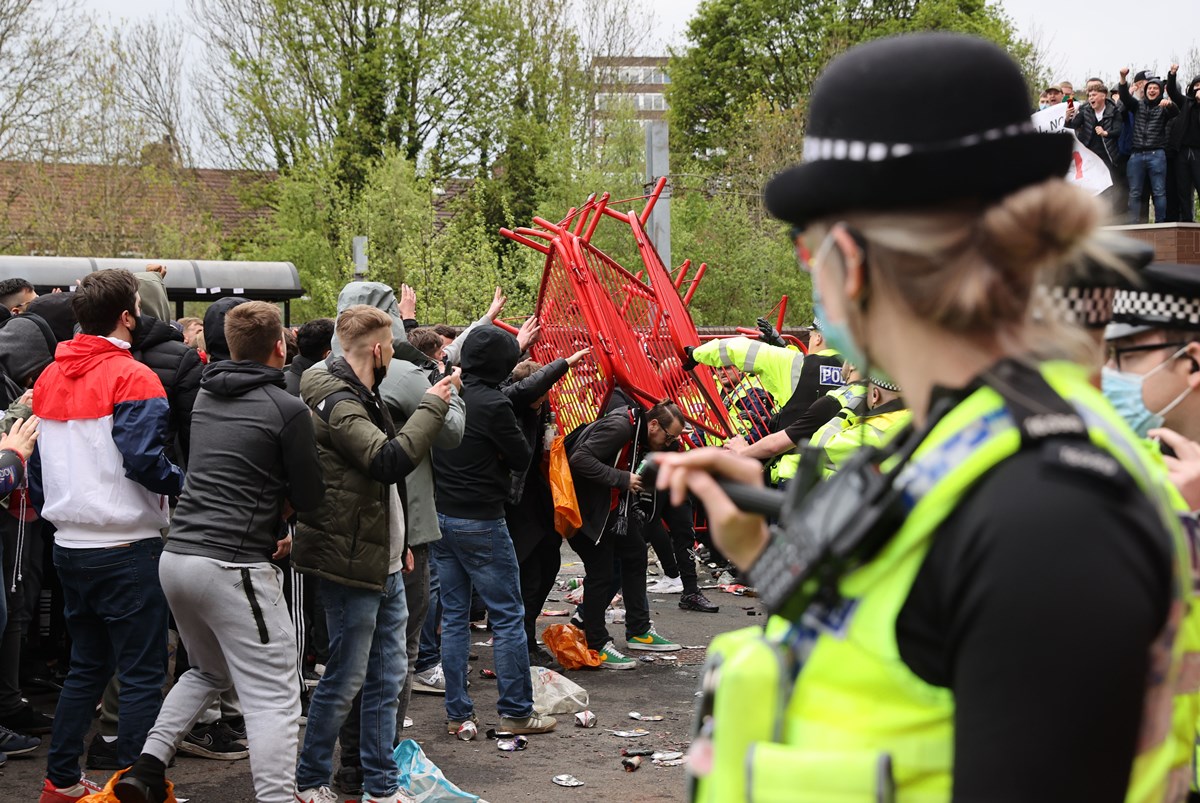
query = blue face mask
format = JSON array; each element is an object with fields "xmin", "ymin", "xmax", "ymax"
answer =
[
  {"xmin": 812, "ymin": 272, "xmax": 896, "ymax": 387},
  {"xmin": 1101, "ymin": 346, "xmax": 1194, "ymax": 437},
  {"xmin": 1101, "ymin": 366, "xmax": 1162, "ymax": 437}
]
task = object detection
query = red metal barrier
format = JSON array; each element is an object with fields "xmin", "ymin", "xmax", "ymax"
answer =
[{"xmin": 501, "ymin": 183, "xmax": 734, "ymax": 440}]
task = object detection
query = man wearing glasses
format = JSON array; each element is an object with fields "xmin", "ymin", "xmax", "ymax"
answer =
[
  {"xmin": 1103, "ymin": 262, "xmax": 1200, "ymax": 440},
  {"xmin": 566, "ymin": 400, "xmax": 686, "ymax": 669}
]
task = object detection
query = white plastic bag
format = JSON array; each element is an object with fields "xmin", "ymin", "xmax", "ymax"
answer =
[
  {"xmin": 393, "ymin": 739, "xmax": 480, "ymax": 802},
  {"xmin": 531, "ymin": 665, "xmax": 590, "ymax": 715}
]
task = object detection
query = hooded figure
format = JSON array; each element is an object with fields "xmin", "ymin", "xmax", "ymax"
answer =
[
  {"xmin": 202, "ymin": 296, "xmax": 250, "ymax": 363},
  {"xmin": 431, "ymin": 326, "xmax": 530, "ymax": 523},
  {"xmin": 0, "ymin": 313, "xmax": 56, "ymax": 390},
  {"xmin": 25, "ymin": 293, "xmax": 78, "ymax": 344},
  {"xmin": 130, "ymin": 311, "xmax": 203, "ymax": 467},
  {"xmin": 1167, "ymin": 71, "xmax": 1200, "ymax": 220},
  {"xmin": 329, "ymin": 281, "xmax": 486, "ymax": 368},
  {"xmin": 134, "ymin": 271, "xmax": 173, "ymax": 323}
]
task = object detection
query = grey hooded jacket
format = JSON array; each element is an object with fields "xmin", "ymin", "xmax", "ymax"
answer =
[{"xmin": 314, "ymin": 281, "xmax": 467, "ymax": 546}]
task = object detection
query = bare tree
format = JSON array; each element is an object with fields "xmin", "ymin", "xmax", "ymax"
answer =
[
  {"xmin": 0, "ymin": 0, "xmax": 89, "ymax": 159},
  {"xmin": 109, "ymin": 17, "xmax": 194, "ymax": 165}
]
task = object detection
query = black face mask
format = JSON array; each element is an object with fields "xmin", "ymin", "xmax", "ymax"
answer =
[
  {"xmin": 373, "ymin": 351, "xmax": 388, "ymax": 388},
  {"xmin": 127, "ymin": 310, "xmax": 140, "ymax": 337}
]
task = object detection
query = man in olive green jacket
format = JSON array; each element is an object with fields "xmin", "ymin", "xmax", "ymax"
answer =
[{"xmin": 293, "ymin": 305, "xmax": 457, "ymax": 803}]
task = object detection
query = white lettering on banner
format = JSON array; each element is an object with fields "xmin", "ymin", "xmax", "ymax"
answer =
[{"xmin": 1030, "ymin": 105, "xmax": 1113, "ymax": 197}]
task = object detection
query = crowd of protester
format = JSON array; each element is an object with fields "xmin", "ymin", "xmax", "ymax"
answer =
[
  {"xmin": 0, "ymin": 266, "xmax": 725, "ymax": 803},
  {"xmin": 1047, "ymin": 66, "xmax": 1200, "ymax": 223}
]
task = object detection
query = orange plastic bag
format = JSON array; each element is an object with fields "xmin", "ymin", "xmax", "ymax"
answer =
[
  {"xmin": 549, "ymin": 435, "xmax": 582, "ymax": 538},
  {"xmin": 80, "ymin": 768, "xmax": 178, "ymax": 803},
  {"xmin": 541, "ymin": 623, "xmax": 601, "ymax": 670}
]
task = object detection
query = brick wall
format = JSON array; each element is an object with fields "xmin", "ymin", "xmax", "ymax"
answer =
[{"xmin": 1105, "ymin": 223, "xmax": 1200, "ymax": 264}]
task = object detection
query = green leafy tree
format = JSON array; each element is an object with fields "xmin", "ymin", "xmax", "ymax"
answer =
[{"xmin": 668, "ymin": 0, "xmax": 1040, "ymax": 160}]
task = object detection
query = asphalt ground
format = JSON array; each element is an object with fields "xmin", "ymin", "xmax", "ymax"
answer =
[{"xmin": 1, "ymin": 546, "xmax": 764, "ymax": 802}]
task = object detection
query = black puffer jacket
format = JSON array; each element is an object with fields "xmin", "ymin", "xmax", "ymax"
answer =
[
  {"xmin": 131, "ymin": 314, "xmax": 202, "ymax": 467},
  {"xmin": 1120, "ymin": 80, "xmax": 1179, "ymax": 151}
]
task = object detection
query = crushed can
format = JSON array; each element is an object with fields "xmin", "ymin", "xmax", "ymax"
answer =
[
  {"xmin": 574, "ymin": 710, "xmax": 597, "ymax": 728},
  {"xmin": 455, "ymin": 720, "xmax": 477, "ymax": 741}
]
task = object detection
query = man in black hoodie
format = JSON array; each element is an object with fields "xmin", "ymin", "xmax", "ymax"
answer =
[
  {"xmin": 431, "ymin": 325, "xmax": 557, "ymax": 738},
  {"xmin": 115, "ymin": 301, "xmax": 324, "ymax": 803},
  {"xmin": 1167, "ymin": 65, "xmax": 1200, "ymax": 223},
  {"xmin": 130, "ymin": 312, "xmax": 202, "ymax": 469}
]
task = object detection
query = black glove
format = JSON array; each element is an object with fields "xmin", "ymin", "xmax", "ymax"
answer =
[
  {"xmin": 756, "ymin": 317, "xmax": 786, "ymax": 348},
  {"xmin": 682, "ymin": 345, "xmax": 699, "ymax": 371}
]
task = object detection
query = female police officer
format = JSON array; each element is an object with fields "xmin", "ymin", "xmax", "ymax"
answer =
[{"xmin": 655, "ymin": 33, "xmax": 1190, "ymax": 803}]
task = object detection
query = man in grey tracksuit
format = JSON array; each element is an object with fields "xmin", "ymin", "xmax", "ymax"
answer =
[{"xmin": 114, "ymin": 301, "xmax": 325, "ymax": 803}]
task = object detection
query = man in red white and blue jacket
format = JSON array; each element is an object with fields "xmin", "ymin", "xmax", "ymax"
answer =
[{"xmin": 29, "ymin": 269, "xmax": 184, "ymax": 803}]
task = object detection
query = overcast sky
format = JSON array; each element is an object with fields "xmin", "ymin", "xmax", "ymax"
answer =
[{"xmin": 85, "ymin": 0, "xmax": 1200, "ymax": 84}]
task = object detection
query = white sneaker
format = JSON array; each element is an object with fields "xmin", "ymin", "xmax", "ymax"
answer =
[
  {"xmin": 412, "ymin": 664, "xmax": 446, "ymax": 695},
  {"xmin": 296, "ymin": 787, "xmax": 339, "ymax": 803},
  {"xmin": 646, "ymin": 576, "xmax": 684, "ymax": 594},
  {"xmin": 361, "ymin": 791, "xmax": 417, "ymax": 803}
]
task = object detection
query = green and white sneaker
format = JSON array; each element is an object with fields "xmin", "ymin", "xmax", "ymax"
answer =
[
  {"xmin": 599, "ymin": 641, "xmax": 636, "ymax": 670},
  {"xmin": 626, "ymin": 626, "xmax": 681, "ymax": 652}
]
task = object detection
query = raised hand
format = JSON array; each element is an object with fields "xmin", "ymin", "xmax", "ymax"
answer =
[
  {"xmin": 486, "ymin": 287, "xmax": 507, "ymax": 321},
  {"xmin": 399, "ymin": 284, "xmax": 417, "ymax": 320},
  {"xmin": 517, "ymin": 316, "xmax": 541, "ymax": 352}
]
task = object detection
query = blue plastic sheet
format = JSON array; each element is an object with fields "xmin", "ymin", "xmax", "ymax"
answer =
[{"xmin": 393, "ymin": 738, "xmax": 480, "ymax": 802}]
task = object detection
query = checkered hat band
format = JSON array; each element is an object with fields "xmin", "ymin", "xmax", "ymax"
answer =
[
  {"xmin": 1112, "ymin": 289, "xmax": 1200, "ymax": 328},
  {"xmin": 869, "ymin": 377, "xmax": 902, "ymax": 393},
  {"xmin": 1040, "ymin": 285, "xmax": 1116, "ymax": 329}
]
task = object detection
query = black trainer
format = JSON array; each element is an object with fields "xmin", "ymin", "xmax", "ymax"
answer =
[
  {"xmin": 0, "ymin": 703, "xmax": 54, "ymax": 735},
  {"xmin": 679, "ymin": 591, "xmax": 719, "ymax": 613},
  {"xmin": 113, "ymin": 754, "xmax": 167, "ymax": 803},
  {"xmin": 223, "ymin": 716, "xmax": 247, "ymax": 745},
  {"xmin": 178, "ymin": 723, "xmax": 249, "ymax": 761},
  {"xmin": 86, "ymin": 732, "xmax": 123, "ymax": 770}
]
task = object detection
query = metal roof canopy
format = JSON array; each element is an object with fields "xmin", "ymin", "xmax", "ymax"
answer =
[{"xmin": 0, "ymin": 257, "xmax": 302, "ymax": 301}]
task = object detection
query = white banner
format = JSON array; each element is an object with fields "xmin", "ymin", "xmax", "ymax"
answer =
[{"xmin": 1031, "ymin": 104, "xmax": 1114, "ymax": 196}]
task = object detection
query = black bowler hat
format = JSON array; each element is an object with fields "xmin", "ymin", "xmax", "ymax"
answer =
[{"xmin": 764, "ymin": 33, "xmax": 1073, "ymax": 229}]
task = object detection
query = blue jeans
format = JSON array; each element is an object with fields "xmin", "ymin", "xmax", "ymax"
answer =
[
  {"xmin": 432, "ymin": 515, "xmax": 533, "ymax": 721},
  {"xmin": 1128, "ymin": 149, "xmax": 1168, "ymax": 222},
  {"xmin": 415, "ymin": 559, "xmax": 440, "ymax": 674},
  {"xmin": 295, "ymin": 571, "xmax": 407, "ymax": 799},
  {"xmin": 48, "ymin": 538, "xmax": 169, "ymax": 787}
]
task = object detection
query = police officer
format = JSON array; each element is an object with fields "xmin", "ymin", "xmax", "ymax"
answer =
[
  {"xmin": 655, "ymin": 33, "xmax": 1188, "ymax": 803},
  {"xmin": 687, "ymin": 325, "xmax": 843, "ymax": 483},
  {"xmin": 812, "ymin": 377, "xmax": 909, "ymax": 476}
]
